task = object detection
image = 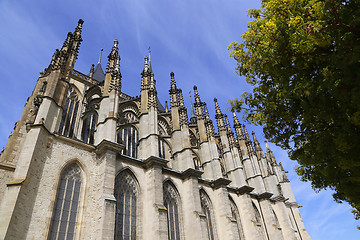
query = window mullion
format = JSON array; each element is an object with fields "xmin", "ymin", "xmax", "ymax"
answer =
[
  {"xmin": 64, "ymin": 178, "xmax": 77, "ymax": 240},
  {"xmin": 55, "ymin": 177, "xmax": 69, "ymax": 240}
]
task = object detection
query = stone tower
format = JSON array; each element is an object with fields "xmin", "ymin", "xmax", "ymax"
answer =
[{"xmin": 0, "ymin": 20, "xmax": 311, "ymax": 240}]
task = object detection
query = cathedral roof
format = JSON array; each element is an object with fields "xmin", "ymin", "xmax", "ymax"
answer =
[{"xmin": 93, "ymin": 63, "xmax": 105, "ymax": 82}]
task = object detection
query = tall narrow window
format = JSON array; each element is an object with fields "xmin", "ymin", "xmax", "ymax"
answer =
[
  {"xmin": 59, "ymin": 88, "xmax": 80, "ymax": 138},
  {"xmin": 229, "ymin": 197, "xmax": 245, "ymax": 240},
  {"xmin": 253, "ymin": 202, "xmax": 266, "ymax": 239},
  {"xmin": 81, "ymin": 112, "xmax": 98, "ymax": 145},
  {"xmin": 49, "ymin": 163, "xmax": 82, "ymax": 240},
  {"xmin": 159, "ymin": 139, "xmax": 166, "ymax": 158},
  {"xmin": 114, "ymin": 170, "xmax": 138, "ymax": 240},
  {"xmin": 193, "ymin": 157, "xmax": 201, "ymax": 170},
  {"xmin": 163, "ymin": 182, "xmax": 181, "ymax": 240},
  {"xmin": 117, "ymin": 126, "xmax": 139, "ymax": 158},
  {"xmin": 200, "ymin": 191, "xmax": 215, "ymax": 240}
]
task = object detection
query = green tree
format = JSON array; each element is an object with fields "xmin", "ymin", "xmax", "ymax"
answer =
[{"xmin": 229, "ymin": 0, "xmax": 360, "ymax": 219}]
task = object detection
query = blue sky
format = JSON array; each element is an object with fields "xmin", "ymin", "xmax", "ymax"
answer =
[{"xmin": 0, "ymin": 0, "xmax": 359, "ymax": 239}]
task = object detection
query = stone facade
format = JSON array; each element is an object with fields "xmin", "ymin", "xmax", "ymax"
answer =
[{"xmin": 0, "ymin": 20, "xmax": 311, "ymax": 240}]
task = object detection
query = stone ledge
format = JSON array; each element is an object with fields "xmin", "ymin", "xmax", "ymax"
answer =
[
  {"xmin": 155, "ymin": 203, "xmax": 167, "ymax": 212},
  {"xmin": 181, "ymin": 168, "xmax": 203, "ymax": 180},
  {"xmin": 210, "ymin": 178, "xmax": 232, "ymax": 189},
  {"xmin": 285, "ymin": 201, "xmax": 299, "ymax": 208},
  {"xmin": 7, "ymin": 177, "xmax": 26, "ymax": 186},
  {"xmin": 143, "ymin": 156, "xmax": 169, "ymax": 169},
  {"xmin": 236, "ymin": 185, "xmax": 254, "ymax": 195},
  {"xmin": 96, "ymin": 139, "xmax": 124, "ymax": 155},
  {"xmin": 270, "ymin": 195, "xmax": 286, "ymax": 202},
  {"xmin": 0, "ymin": 162, "xmax": 16, "ymax": 172},
  {"xmin": 103, "ymin": 193, "xmax": 116, "ymax": 202},
  {"xmin": 194, "ymin": 210, "xmax": 206, "ymax": 218},
  {"xmin": 258, "ymin": 192, "xmax": 273, "ymax": 199}
]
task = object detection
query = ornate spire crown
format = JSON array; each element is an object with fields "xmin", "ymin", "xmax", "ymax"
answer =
[
  {"xmin": 193, "ymin": 86, "xmax": 205, "ymax": 120},
  {"xmin": 214, "ymin": 98, "xmax": 225, "ymax": 132}
]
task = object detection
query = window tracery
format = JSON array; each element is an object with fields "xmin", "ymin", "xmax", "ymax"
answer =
[
  {"xmin": 163, "ymin": 182, "xmax": 181, "ymax": 240},
  {"xmin": 200, "ymin": 191, "xmax": 215, "ymax": 240},
  {"xmin": 58, "ymin": 88, "xmax": 80, "ymax": 138},
  {"xmin": 49, "ymin": 163, "xmax": 82, "ymax": 240},
  {"xmin": 252, "ymin": 202, "xmax": 266, "ymax": 239},
  {"xmin": 114, "ymin": 171, "xmax": 138, "ymax": 240},
  {"xmin": 81, "ymin": 111, "xmax": 98, "ymax": 145},
  {"xmin": 229, "ymin": 197, "xmax": 245, "ymax": 240},
  {"xmin": 117, "ymin": 126, "xmax": 139, "ymax": 158}
]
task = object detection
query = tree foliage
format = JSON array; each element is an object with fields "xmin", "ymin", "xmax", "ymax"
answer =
[{"xmin": 229, "ymin": 0, "xmax": 360, "ymax": 217}]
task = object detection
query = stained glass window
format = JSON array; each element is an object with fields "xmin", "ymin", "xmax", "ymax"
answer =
[
  {"xmin": 81, "ymin": 112, "xmax": 98, "ymax": 145},
  {"xmin": 114, "ymin": 171, "xmax": 138, "ymax": 240},
  {"xmin": 200, "ymin": 191, "xmax": 215, "ymax": 240},
  {"xmin": 229, "ymin": 197, "xmax": 245, "ymax": 240},
  {"xmin": 49, "ymin": 163, "xmax": 82, "ymax": 240},
  {"xmin": 252, "ymin": 202, "xmax": 266, "ymax": 239},
  {"xmin": 163, "ymin": 182, "xmax": 181, "ymax": 240},
  {"xmin": 117, "ymin": 126, "xmax": 138, "ymax": 158},
  {"xmin": 59, "ymin": 88, "xmax": 80, "ymax": 138}
]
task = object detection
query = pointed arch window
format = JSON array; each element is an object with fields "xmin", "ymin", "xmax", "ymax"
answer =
[
  {"xmin": 117, "ymin": 126, "xmax": 139, "ymax": 158},
  {"xmin": 252, "ymin": 202, "xmax": 266, "ymax": 239},
  {"xmin": 200, "ymin": 191, "xmax": 215, "ymax": 240},
  {"xmin": 114, "ymin": 170, "xmax": 138, "ymax": 240},
  {"xmin": 49, "ymin": 163, "xmax": 82, "ymax": 240},
  {"xmin": 59, "ymin": 88, "xmax": 80, "ymax": 138},
  {"xmin": 163, "ymin": 182, "xmax": 181, "ymax": 240},
  {"xmin": 81, "ymin": 111, "xmax": 98, "ymax": 145},
  {"xmin": 229, "ymin": 197, "xmax": 245, "ymax": 240},
  {"xmin": 193, "ymin": 157, "xmax": 201, "ymax": 170}
]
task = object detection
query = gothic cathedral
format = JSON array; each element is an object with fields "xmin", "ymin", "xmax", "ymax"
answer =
[{"xmin": 0, "ymin": 20, "xmax": 311, "ymax": 240}]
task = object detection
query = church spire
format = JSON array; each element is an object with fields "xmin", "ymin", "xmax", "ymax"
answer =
[
  {"xmin": 169, "ymin": 72, "xmax": 179, "ymax": 108},
  {"xmin": 106, "ymin": 39, "xmax": 120, "ymax": 73},
  {"xmin": 204, "ymin": 102, "xmax": 215, "ymax": 139},
  {"xmin": 92, "ymin": 47, "xmax": 105, "ymax": 82},
  {"xmin": 243, "ymin": 124, "xmax": 255, "ymax": 155},
  {"xmin": 47, "ymin": 19, "xmax": 83, "ymax": 75},
  {"xmin": 193, "ymin": 86, "xmax": 205, "ymax": 120},
  {"xmin": 189, "ymin": 91, "xmax": 197, "ymax": 124},
  {"xmin": 214, "ymin": 98, "xmax": 226, "ymax": 132},
  {"xmin": 148, "ymin": 46, "xmax": 153, "ymax": 73},
  {"xmin": 265, "ymin": 140, "xmax": 276, "ymax": 164},
  {"xmin": 252, "ymin": 131, "xmax": 264, "ymax": 159},
  {"xmin": 98, "ymin": 48, "xmax": 103, "ymax": 64},
  {"xmin": 89, "ymin": 64, "xmax": 94, "ymax": 78},
  {"xmin": 224, "ymin": 114, "xmax": 236, "ymax": 148},
  {"xmin": 178, "ymin": 89, "xmax": 189, "ymax": 127},
  {"xmin": 232, "ymin": 112, "xmax": 245, "ymax": 140}
]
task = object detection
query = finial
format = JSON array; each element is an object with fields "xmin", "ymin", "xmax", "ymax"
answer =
[
  {"xmin": 170, "ymin": 72, "xmax": 176, "ymax": 89},
  {"xmin": 74, "ymin": 19, "xmax": 84, "ymax": 39},
  {"xmin": 148, "ymin": 46, "xmax": 153, "ymax": 72},
  {"xmin": 98, "ymin": 47, "xmax": 103, "ymax": 64},
  {"xmin": 232, "ymin": 111, "xmax": 241, "ymax": 126},
  {"xmin": 252, "ymin": 131, "xmax": 263, "ymax": 155},
  {"xmin": 225, "ymin": 114, "xmax": 232, "ymax": 132},
  {"xmin": 214, "ymin": 98, "xmax": 223, "ymax": 116},
  {"xmin": 189, "ymin": 91, "xmax": 196, "ymax": 121},
  {"xmin": 179, "ymin": 89, "xmax": 185, "ymax": 107},
  {"xmin": 214, "ymin": 98, "xmax": 225, "ymax": 131},
  {"xmin": 265, "ymin": 140, "xmax": 270, "ymax": 150},
  {"xmin": 78, "ymin": 19, "xmax": 84, "ymax": 27},
  {"xmin": 243, "ymin": 124, "xmax": 250, "ymax": 141},
  {"xmin": 89, "ymin": 64, "xmax": 94, "ymax": 78},
  {"xmin": 165, "ymin": 101, "xmax": 169, "ymax": 112},
  {"xmin": 265, "ymin": 140, "xmax": 276, "ymax": 163}
]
